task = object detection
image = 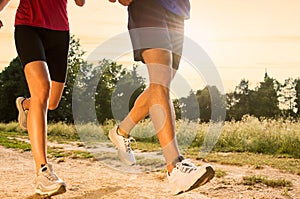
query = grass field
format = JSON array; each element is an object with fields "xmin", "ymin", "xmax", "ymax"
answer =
[{"xmin": 0, "ymin": 115, "xmax": 299, "ymax": 175}]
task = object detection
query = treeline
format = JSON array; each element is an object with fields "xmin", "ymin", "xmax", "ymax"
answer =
[
  {"xmin": 226, "ymin": 76, "xmax": 300, "ymax": 120},
  {"xmin": 174, "ymin": 73, "xmax": 300, "ymax": 122},
  {"xmin": 0, "ymin": 36, "xmax": 299, "ymax": 123}
]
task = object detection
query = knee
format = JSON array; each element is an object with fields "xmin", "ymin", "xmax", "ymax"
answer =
[
  {"xmin": 35, "ymin": 82, "xmax": 51, "ymax": 105},
  {"xmin": 149, "ymin": 83, "xmax": 169, "ymax": 96},
  {"xmin": 148, "ymin": 84, "xmax": 170, "ymax": 105}
]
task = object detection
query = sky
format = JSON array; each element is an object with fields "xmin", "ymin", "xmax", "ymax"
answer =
[{"xmin": 0, "ymin": 0, "xmax": 299, "ymax": 94}]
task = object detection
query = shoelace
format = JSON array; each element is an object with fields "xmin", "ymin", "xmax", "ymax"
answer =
[
  {"xmin": 176, "ymin": 159, "xmax": 198, "ymax": 174},
  {"xmin": 44, "ymin": 172, "xmax": 59, "ymax": 181},
  {"xmin": 123, "ymin": 136, "xmax": 136, "ymax": 153},
  {"xmin": 42, "ymin": 168, "xmax": 59, "ymax": 181}
]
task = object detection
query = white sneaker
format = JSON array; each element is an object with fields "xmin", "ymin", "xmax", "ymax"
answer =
[
  {"xmin": 167, "ymin": 159, "xmax": 215, "ymax": 195},
  {"xmin": 15, "ymin": 97, "xmax": 28, "ymax": 130},
  {"xmin": 35, "ymin": 163, "xmax": 66, "ymax": 197},
  {"xmin": 108, "ymin": 125, "xmax": 136, "ymax": 165}
]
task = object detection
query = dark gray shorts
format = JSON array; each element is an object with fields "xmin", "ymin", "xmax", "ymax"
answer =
[
  {"xmin": 14, "ymin": 25, "xmax": 70, "ymax": 83},
  {"xmin": 128, "ymin": 0, "xmax": 185, "ymax": 69}
]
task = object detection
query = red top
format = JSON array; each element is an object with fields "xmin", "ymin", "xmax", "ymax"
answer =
[{"xmin": 15, "ymin": 0, "xmax": 69, "ymax": 31}]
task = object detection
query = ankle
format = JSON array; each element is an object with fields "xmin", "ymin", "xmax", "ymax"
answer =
[
  {"xmin": 117, "ymin": 126, "xmax": 129, "ymax": 138},
  {"xmin": 171, "ymin": 155, "xmax": 184, "ymax": 166},
  {"xmin": 167, "ymin": 164, "xmax": 174, "ymax": 173},
  {"xmin": 167, "ymin": 155, "xmax": 185, "ymax": 173},
  {"xmin": 36, "ymin": 162, "xmax": 47, "ymax": 173},
  {"xmin": 21, "ymin": 98, "xmax": 29, "ymax": 110}
]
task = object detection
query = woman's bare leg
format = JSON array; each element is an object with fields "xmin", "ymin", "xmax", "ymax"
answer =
[{"xmin": 23, "ymin": 61, "xmax": 65, "ymax": 174}]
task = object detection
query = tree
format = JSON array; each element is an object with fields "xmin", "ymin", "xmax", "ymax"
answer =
[
  {"xmin": 111, "ymin": 65, "xmax": 145, "ymax": 122},
  {"xmin": 0, "ymin": 58, "xmax": 29, "ymax": 122},
  {"xmin": 173, "ymin": 98, "xmax": 181, "ymax": 119},
  {"xmin": 227, "ymin": 74, "xmax": 281, "ymax": 120},
  {"xmin": 180, "ymin": 90, "xmax": 199, "ymax": 121},
  {"xmin": 251, "ymin": 75, "xmax": 280, "ymax": 118},
  {"xmin": 196, "ymin": 87, "xmax": 211, "ymax": 122},
  {"xmin": 194, "ymin": 85, "xmax": 225, "ymax": 122},
  {"xmin": 72, "ymin": 58, "xmax": 146, "ymax": 124},
  {"xmin": 226, "ymin": 79, "xmax": 253, "ymax": 120},
  {"xmin": 95, "ymin": 59, "xmax": 126, "ymax": 123}
]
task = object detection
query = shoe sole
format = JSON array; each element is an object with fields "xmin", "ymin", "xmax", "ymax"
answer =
[
  {"xmin": 15, "ymin": 97, "xmax": 27, "ymax": 130},
  {"xmin": 175, "ymin": 165, "xmax": 215, "ymax": 195},
  {"xmin": 187, "ymin": 165, "xmax": 215, "ymax": 192},
  {"xmin": 36, "ymin": 184, "xmax": 66, "ymax": 198}
]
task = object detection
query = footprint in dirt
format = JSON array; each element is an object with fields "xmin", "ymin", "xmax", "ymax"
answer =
[{"xmin": 25, "ymin": 194, "xmax": 51, "ymax": 199}]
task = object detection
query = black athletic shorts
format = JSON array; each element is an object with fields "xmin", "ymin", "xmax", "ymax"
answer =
[
  {"xmin": 14, "ymin": 25, "xmax": 70, "ymax": 83},
  {"xmin": 128, "ymin": 0, "xmax": 185, "ymax": 70}
]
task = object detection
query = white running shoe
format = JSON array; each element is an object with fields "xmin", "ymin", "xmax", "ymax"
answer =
[
  {"xmin": 167, "ymin": 159, "xmax": 215, "ymax": 195},
  {"xmin": 15, "ymin": 97, "xmax": 28, "ymax": 130},
  {"xmin": 108, "ymin": 125, "xmax": 136, "ymax": 165},
  {"xmin": 35, "ymin": 163, "xmax": 66, "ymax": 197}
]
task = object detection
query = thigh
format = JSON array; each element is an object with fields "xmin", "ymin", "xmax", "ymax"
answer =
[
  {"xmin": 128, "ymin": 0, "xmax": 172, "ymax": 63},
  {"xmin": 15, "ymin": 26, "xmax": 51, "ymax": 95},
  {"xmin": 14, "ymin": 25, "xmax": 47, "ymax": 68},
  {"xmin": 41, "ymin": 29, "xmax": 70, "ymax": 83},
  {"xmin": 166, "ymin": 11, "xmax": 185, "ymax": 70}
]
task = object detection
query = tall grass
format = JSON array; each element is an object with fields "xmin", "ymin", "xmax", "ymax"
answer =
[
  {"xmin": 1, "ymin": 115, "xmax": 299, "ymax": 158},
  {"xmin": 214, "ymin": 115, "xmax": 300, "ymax": 158},
  {"xmin": 0, "ymin": 122, "xmax": 24, "ymax": 133},
  {"xmin": 107, "ymin": 116, "xmax": 300, "ymax": 159},
  {"xmin": 123, "ymin": 116, "xmax": 300, "ymax": 158},
  {"xmin": 48, "ymin": 122, "xmax": 79, "ymax": 141}
]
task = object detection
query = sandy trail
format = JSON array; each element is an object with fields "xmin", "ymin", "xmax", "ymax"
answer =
[{"xmin": 0, "ymin": 145, "xmax": 299, "ymax": 199}]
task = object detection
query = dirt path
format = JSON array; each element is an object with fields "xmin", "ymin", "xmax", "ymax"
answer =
[{"xmin": 0, "ymin": 145, "xmax": 299, "ymax": 199}]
